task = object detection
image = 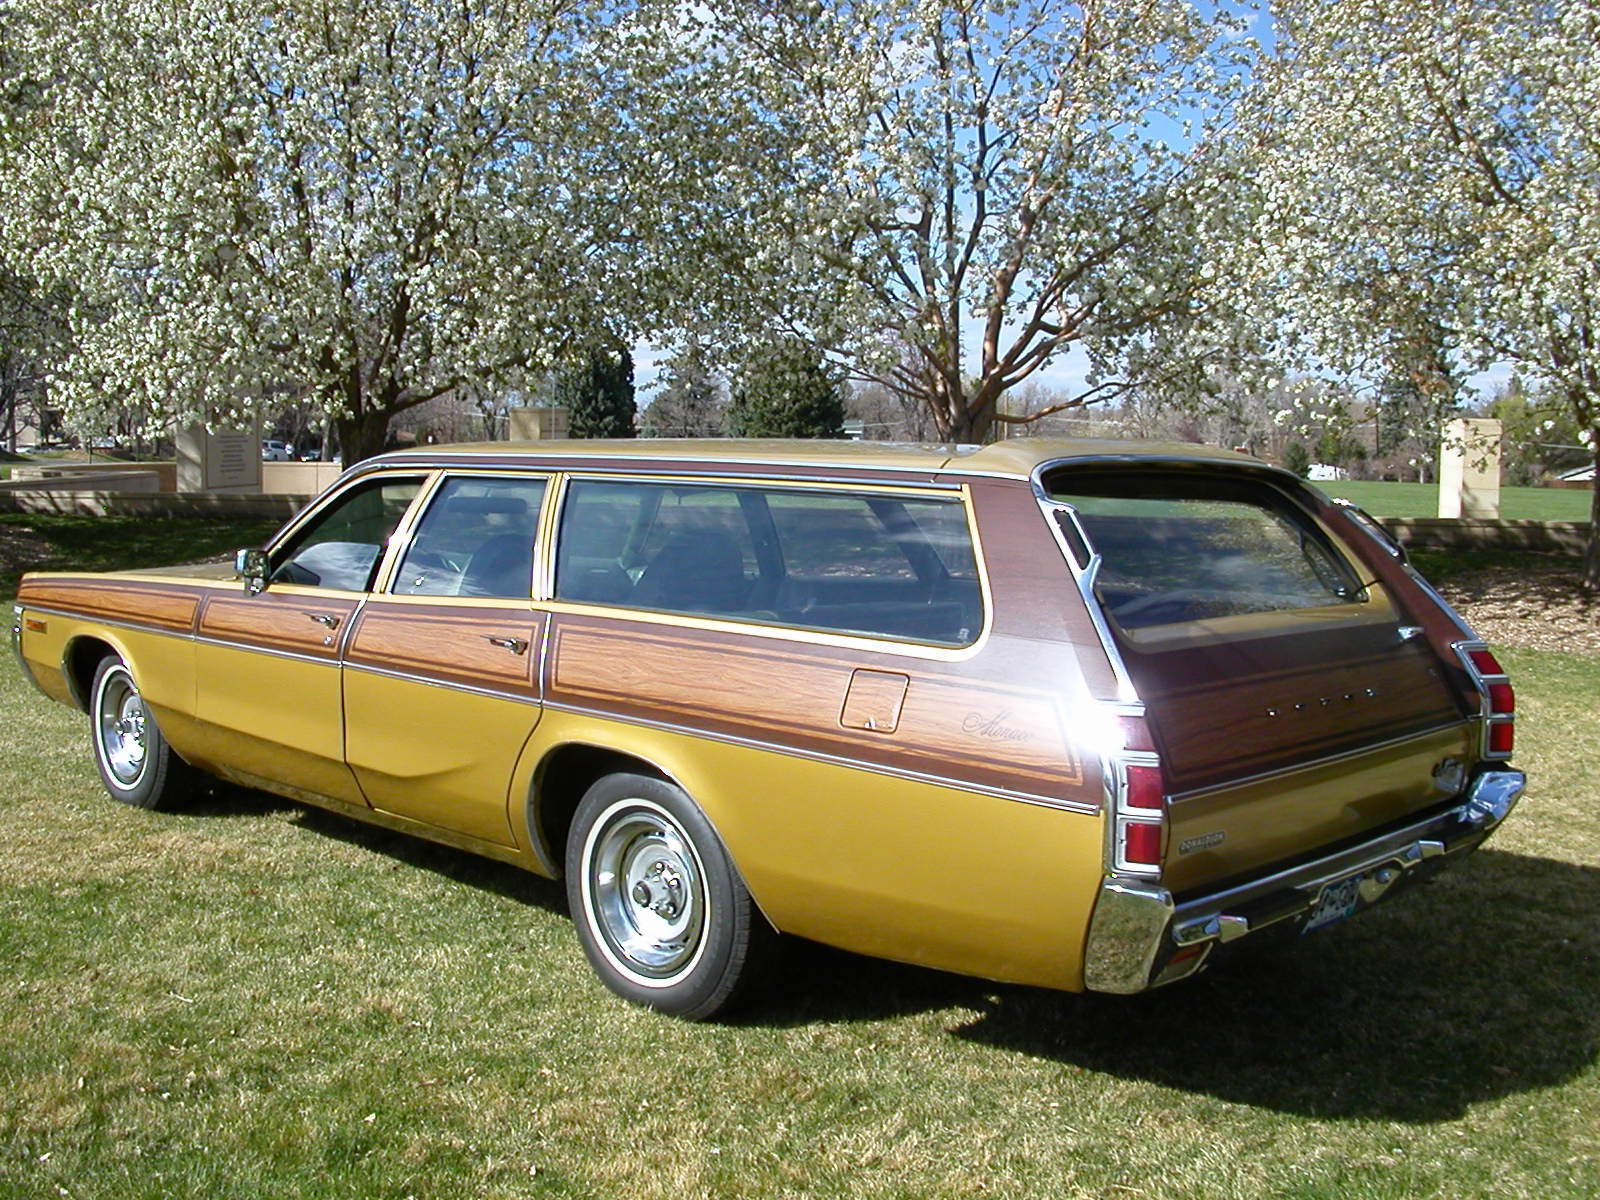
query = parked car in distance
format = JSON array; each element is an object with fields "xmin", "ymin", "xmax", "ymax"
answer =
[
  {"xmin": 11, "ymin": 439, "xmax": 1524, "ymax": 1018},
  {"xmin": 261, "ymin": 439, "xmax": 292, "ymax": 461}
]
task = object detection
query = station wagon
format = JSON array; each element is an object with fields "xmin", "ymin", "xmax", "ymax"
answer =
[{"xmin": 11, "ymin": 439, "xmax": 1525, "ymax": 1017}]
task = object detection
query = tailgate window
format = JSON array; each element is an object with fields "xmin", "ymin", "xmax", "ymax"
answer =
[{"xmin": 1050, "ymin": 475, "xmax": 1363, "ymax": 630}]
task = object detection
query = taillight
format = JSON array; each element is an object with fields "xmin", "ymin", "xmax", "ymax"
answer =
[
  {"xmin": 1457, "ymin": 643, "xmax": 1514, "ymax": 759},
  {"xmin": 1111, "ymin": 712, "xmax": 1167, "ymax": 875},
  {"xmin": 1124, "ymin": 763, "xmax": 1164, "ymax": 810}
]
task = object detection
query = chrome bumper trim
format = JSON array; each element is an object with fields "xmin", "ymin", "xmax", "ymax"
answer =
[{"xmin": 1082, "ymin": 768, "xmax": 1526, "ymax": 994}]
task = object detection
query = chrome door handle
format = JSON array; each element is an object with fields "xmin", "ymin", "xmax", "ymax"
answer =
[
  {"xmin": 304, "ymin": 612, "xmax": 342, "ymax": 630},
  {"xmin": 484, "ymin": 635, "xmax": 528, "ymax": 655},
  {"xmin": 1397, "ymin": 625, "xmax": 1424, "ymax": 643}
]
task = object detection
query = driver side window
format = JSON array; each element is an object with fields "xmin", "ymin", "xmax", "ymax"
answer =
[{"xmin": 270, "ymin": 476, "xmax": 423, "ymax": 591}]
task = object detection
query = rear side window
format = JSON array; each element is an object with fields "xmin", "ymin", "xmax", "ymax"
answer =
[
  {"xmin": 555, "ymin": 478, "xmax": 983, "ymax": 645},
  {"xmin": 1050, "ymin": 474, "xmax": 1363, "ymax": 630}
]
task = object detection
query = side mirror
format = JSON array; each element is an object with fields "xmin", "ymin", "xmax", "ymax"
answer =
[{"xmin": 235, "ymin": 548, "xmax": 269, "ymax": 595}]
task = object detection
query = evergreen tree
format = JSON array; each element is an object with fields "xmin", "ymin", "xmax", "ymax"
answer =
[
  {"xmin": 1282, "ymin": 441, "xmax": 1311, "ymax": 479},
  {"xmin": 553, "ymin": 339, "xmax": 636, "ymax": 438},
  {"xmin": 726, "ymin": 340, "xmax": 846, "ymax": 439},
  {"xmin": 642, "ymin": 343, "xmax": 723, "ymax": 437}
]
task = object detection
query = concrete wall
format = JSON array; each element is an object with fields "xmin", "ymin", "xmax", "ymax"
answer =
[
  {"xmin": 6, "ymin": 461, "xmax": 178, "ymax": 491},
  {"xmin": 261, "ymin": 461, "xmax": 344, "ymax": 495},
  {"xmin": 1383, "ymin": 517, "xmax": 1588, "ymax": 555},
  {"xmin": 0, "ymin": 488, "xmax": 307, "ymax": 521}
]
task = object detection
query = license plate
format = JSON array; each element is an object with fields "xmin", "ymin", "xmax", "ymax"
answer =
[{"xmin": 1303, "ymin": 871, "xmax": 1365, "ymax": 934}]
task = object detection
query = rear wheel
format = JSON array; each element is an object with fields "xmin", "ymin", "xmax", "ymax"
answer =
[
  {"xmin": 566, "ymin": 772, "xmax": 772, "ymax": 1019},
  {"xmin": 89, "ymin": 656, "xmax": 196, "ymax": 810}
]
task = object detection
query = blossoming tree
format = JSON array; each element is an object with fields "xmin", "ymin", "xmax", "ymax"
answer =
[
  {"xmin": 1242, "ymin": 0, "xmax": 1600, "ymax": 584},
  {"xmin": 625, "ymin": 0, "xmax": 1256, "ymax": 442},
  {"xmin": 0, "ymin": 0, "xmax": 625, "ymax": 462}
]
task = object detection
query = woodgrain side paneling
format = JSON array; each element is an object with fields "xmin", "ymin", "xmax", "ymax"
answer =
[
  {"xmin": 549, "ymin": 617, "xmax": 1085, "ymax": 802},
  {"xmin": 1131, "ymin": 633, "xmax": 1462, "ymax": 793},
  {"xmin": 346, "ymin": 603, "xmax": 543, "ymax": 697},
  {"xmin": 198, "ymin": 592, "xmax": 361, "ymax": 660},
  {"xmin": 20, "ymin": 578, "xmax": 200, "ymax": 633}
]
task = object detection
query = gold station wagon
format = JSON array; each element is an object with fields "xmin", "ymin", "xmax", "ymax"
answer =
[{"xmin": 11, "ymin": 439, "xmax": 1525, "ymax": 1017}]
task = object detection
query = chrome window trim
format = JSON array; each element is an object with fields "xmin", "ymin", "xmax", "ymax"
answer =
[
  {"xmin": 1329, "ymin": 497, "xmax": 1408, "ymax": 563},
  {"xmin": 377, "ymin": 468, "xmax": 553, "ymax": 599},
  {"xmin": 1033, "ymin": 495, "xmax": 1138, "ymax": 702},
  {"xmin": 352, "ymin": 454, "xmax": 970, "ymax": 490},
  {"xmin": 263, "ymin": 468, "xmax": 434, "ymax": 564}
]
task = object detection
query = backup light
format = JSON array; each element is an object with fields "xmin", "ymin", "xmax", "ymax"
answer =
[{"xmin": 1123, "ymin": 821, "xmax": 1162, "ymax": 866}]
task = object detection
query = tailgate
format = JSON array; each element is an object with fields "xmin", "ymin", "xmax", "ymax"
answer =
[{"xmin": 1046, "ymin": 467, "xmax": 1479, "ymax": 895}]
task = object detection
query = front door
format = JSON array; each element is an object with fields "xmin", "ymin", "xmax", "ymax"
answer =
[
  {"xmin": 194, "ymin": 473, "xmax": 426, "ymax": 804},
  {"xmin": 341, "ymin": 473, "xmax": 549, "ymax": 847}
]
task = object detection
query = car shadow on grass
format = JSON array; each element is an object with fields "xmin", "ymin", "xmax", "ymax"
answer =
[
  {"xmin": 760, "ymin": 848, "xmax": 1600, "ymax": 1123},
  {"xmin": 176, "ymin": 788, "xmax": 1599, "ymax": 1123},
  {"xmin": 177, "ymin": 781, "xmax": 571, "ymax": 915}
]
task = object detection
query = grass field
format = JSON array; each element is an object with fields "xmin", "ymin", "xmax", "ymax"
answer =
[
  {"xmin": 3, "ymin": 620, "xmax": 1597, "ymax": 1191},
  {"xmin": 1313, "ymin": 480, "xmax": 1593, "ymax": 521}
]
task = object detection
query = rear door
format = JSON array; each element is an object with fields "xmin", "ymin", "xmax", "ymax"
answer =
[{"xmin": 1048, "ymin": 469, "xmax": 1475, "ymax": 892}]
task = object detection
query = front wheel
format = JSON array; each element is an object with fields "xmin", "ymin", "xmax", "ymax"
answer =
[
  {"xmin": 89, "ymin": 656, "xmax": 196, "ymax": 810},
  {"xmin": 566, "ymin": 773, "xmax": 772, "ymax": 1019}
]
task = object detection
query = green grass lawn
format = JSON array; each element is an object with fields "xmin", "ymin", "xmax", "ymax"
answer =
[
  {"xmin": 1317, "ymin": 479, "xmax": 1594, "ymax": 521},
  {"xmin": 3, "ymin": 647, "xmax": 1596, "ymax": 1196}
]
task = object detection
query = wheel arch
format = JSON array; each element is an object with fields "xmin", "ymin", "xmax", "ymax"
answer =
[
  {"xmin": 61, "ymin": 633, "xmax": 129, "ymax": 712},
  {"xmin": 526, "ymin": 741, "xmax": 679, "ymax": 879}
]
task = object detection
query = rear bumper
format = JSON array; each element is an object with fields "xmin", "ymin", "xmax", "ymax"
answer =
[{"xmin": 1082, "ymin": 768, "xmax": 1526, "ymax": 994}]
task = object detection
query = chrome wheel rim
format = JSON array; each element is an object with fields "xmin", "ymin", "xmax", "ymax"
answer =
[
  {"xmin": 95, "ymin": 666, "xmax": 148, "ymax": 788},
  {"xmin": 584, "ymin": 799, "xmax": 707, "ymax": 985}
]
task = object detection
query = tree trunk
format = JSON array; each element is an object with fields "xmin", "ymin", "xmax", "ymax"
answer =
[
  {"xmin": 334, "ymin": 409, "xmax": 393, "ymax": 467},
  {"xmin": 1586, "ymin": 435, "xmax": 1600, "ymax": 594}
]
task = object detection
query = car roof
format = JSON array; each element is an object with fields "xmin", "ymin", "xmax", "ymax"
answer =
[{"xmin": 367, "ymin": 437, "xmax": 1263, "ymax": 482}]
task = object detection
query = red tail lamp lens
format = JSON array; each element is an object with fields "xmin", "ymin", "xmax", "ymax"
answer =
[
  {"xmin": 1124, "ymin": 822, "xmax": 1162, "ymax": 865},
  {"xmin": 1489, "ymin": 722, "xmax": 1514, "ymax": 755},
  {"xmin": 1468, "ymin": 649, "xmax": 1504, "ymax": 677},
  {"xmin": 1487, "ymin": 681, "xmax": 1515, "ymax": 714},
  {"xmin": 1124, "ymin": 764, "xmax": 1165, "ymax": 810}
]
